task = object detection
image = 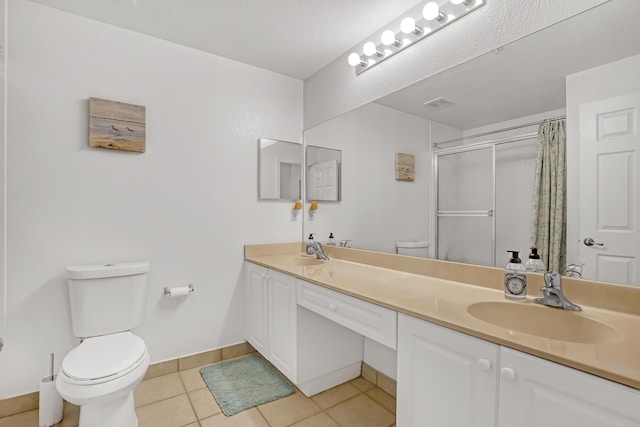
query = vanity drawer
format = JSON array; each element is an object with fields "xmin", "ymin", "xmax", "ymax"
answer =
[{"xmin": 297, "ymin": 280, "xmax": 397, "ymax": 350}]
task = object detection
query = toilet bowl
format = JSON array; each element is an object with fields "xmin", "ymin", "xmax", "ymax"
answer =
[
  {"xmin": 56, "ymin": 261, "xmax": 150, "ymax": 427},
  {"xmin": 56, "ymin": 332, "xmax": 150, "ymax": 427},
  {"xmin": 396, "ymin": 240, "xmax": 430, "ymax": 258}
]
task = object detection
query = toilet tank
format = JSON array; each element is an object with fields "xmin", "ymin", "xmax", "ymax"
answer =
[
  {"xmin": 66, "ymin": 261, "xmax": 150, "ymax": 338},
  {"xmin": 396, "ymin": 241, "xmax": 430, "ymax": 258}
]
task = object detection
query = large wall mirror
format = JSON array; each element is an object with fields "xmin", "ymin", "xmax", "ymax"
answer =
[
  {"xmin": 303, "ymin": 0, "xmax": 640, "ymax": 287},
  {"xmin": 258, "ymin": 138, "xmax": 302, "ymax": 201}
]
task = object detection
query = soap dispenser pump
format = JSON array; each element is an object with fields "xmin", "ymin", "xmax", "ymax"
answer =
[
  {"xmin": 525, "ymin": 247, "xmax": 545, "ymax": 273},
  {"xmin": 328, "ymin": 233, "xmax": 336, "ymax": 246},
  {"xmin": 505, "ymin": 250, "xmax": 527, "ymax": 301}
]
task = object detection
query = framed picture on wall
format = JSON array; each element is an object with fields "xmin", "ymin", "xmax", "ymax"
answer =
[{"xmin": 89, "ymin": 97, "xmax": 146, "ymax": 153}]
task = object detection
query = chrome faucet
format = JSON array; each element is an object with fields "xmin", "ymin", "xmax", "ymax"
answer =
[
  {"xmin": 534, "ymin": 272, "xmax": 581, "ymax": 311},
  {"xmin": 305, "ymin": 235, "xmax": 329, "ymax": 260}
]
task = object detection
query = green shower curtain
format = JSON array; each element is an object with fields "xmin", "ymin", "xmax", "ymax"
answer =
[{"xmin": 530, "ymin": 119, "xmax": 567, "ymax": 273}]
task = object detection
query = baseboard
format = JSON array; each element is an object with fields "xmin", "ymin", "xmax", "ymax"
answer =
[{"xmin": 0, "ymin": 341, "xmax": 256, "ymax": 419}]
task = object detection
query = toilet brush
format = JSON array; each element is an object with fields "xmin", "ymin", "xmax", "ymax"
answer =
[{"xmin": 39, "ymin": 353, "xmax": 63, "ymax": 427}]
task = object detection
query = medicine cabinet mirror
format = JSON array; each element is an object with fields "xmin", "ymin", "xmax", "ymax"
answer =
[
  {"xmin": 258, "ymin": 138, "xmax": 302, "ymax": 201},
  {"xmin": 305, "ymin": 145, "xmax": 342, "ymax": 202}
]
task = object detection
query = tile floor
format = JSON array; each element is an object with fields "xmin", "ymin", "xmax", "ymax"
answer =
[{"xmin": 0, "ymin": 357, "xmax": 396, "ymax": 427}]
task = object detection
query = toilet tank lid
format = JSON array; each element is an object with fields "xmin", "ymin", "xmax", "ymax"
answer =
[
  {"xmin": 396, "ymin": 241, "xmax": 430, "ymax": 248},
  {"xmin": 66, "ymin": 261, "xmax": 150, "ymax": 280}
]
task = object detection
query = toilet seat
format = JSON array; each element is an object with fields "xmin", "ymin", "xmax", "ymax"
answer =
[{"xmin": 62, "ymin": 332, "xmax": 147, "ymax": 385}]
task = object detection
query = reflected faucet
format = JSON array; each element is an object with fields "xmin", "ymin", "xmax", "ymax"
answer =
[
  {"xmin": 534, "ymin": 272, "xmax": 581, "ymax": 311},
  {"xmin": 306, "ymin": 240, "xmax": 329, "ymax": 260},
  {"xmin": 564, "ymin": 263, "xmax": 584, "ymax": 278}
]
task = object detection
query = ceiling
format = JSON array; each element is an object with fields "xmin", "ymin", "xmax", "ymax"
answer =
[
  {"xmin": 375, "ymin": 0, "xmax": 640, "ymax": 130},
  {"xmin": 28, "ymin": 0, "xmax": 423, "ymax": 80}
]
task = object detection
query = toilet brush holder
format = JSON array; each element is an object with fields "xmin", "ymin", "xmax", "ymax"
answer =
[
  {"xmin": 39, "ymin": 376, "xmax": 63, "ymax": 426},
  {"xmin": 39, "ymin": 353, "xmax": 63, "ymax": 427}
]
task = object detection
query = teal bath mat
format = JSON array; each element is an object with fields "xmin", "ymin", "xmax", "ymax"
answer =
[{"xmin": 200, "ymin": 353, "xmax": 295, "ymax": 416}]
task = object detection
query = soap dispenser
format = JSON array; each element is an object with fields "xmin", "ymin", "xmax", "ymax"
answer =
[
  {"xmin": 328, "ymin": 233, "xmax": 336, "ymax": 246},
  {"xmin": 505, "ymin": 250, "xmax": 527, "ymax": 301},
  {"xmin": 525, "ymin": 247, "xmax": 545, "ymax": 273}
]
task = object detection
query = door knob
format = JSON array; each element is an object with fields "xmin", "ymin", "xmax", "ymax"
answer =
[{"xmin": 583, "ymin": 238, "xmax": 604, "ymax": 247}]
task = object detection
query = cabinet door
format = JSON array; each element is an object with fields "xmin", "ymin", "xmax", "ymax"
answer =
[
  {"xmin": 268, "ymin": 269, "xmax": 297, "ymax": 381},
  {"xmin": 397, "ymin": 314, "xmax": 498, "ymax": 427},
  {"xmin": 498, "ymin": 347, "xmax": 640, "ymax": 426},
  {"xmin": 244, "ymin": 262, "xmax": 269, "ymax": 357}
]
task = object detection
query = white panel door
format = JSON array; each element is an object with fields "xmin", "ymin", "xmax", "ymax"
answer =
[
  {"xmin": 244, "ymin": 262, "xmax": 269, "ymax": 357},
  {"xmin": 498, "ymin": 347, "xmax": 640, "ymax": 426},
  {"xmin": 308, "ymin": 160, "xmax": 338, "ymax": 200},
  {"xmin": 579, "ymin": 92, "xmax": 640, "ymax": 285},
  {"xmin": 397, "ymin": 314, "xmax": 498, "ymax": 427}
]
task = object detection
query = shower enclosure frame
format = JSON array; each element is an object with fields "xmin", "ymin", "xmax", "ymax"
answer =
[{"xmin": 432, "ymin": 133, "xmax": 537, "ymax": 267}]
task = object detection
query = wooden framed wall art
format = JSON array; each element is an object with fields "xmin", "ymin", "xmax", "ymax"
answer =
[
  {"xmin": 395, "ymin": 153, "xmax": 415, "ymax": 181},
  {"xmin": 89, "ymin": 97, "xmax": 146, "ymax": 153}
]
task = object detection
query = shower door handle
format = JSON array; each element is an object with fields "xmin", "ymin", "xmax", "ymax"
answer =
[{"xmin": 583, "ymin": 238, "xmax": 604, "ymax": 247}]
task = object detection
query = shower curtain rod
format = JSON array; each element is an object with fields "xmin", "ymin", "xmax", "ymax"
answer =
[{"xmin": 432, "ymin": 114, "xmax": 566, "ymax": 148}]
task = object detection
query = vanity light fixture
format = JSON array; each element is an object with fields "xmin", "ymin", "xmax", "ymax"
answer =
[
  {"xmin": 381, "ymin": 29, "xmax": 403, "ymax": 47},
  {"xmin": 451, "ymin": 0, "xmax": 474, "ymax": 6},
  {"xmin": 400, "ymin": 17, "xmax": 424, "ymax": 36},
  {"xmin": 363, "ymin": 41, "xmax": 384, "ymax": 57},
  {"xmin": 423, "ymin": 2, "xmax": 446, "ymax": 22},
  {"xmin": 347, "ymin": 0, "xmax": 485, "ymax": 75}
]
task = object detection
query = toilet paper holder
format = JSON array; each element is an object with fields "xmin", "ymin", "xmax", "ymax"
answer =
[{"xmin": 163, "ymin": 284, "xmax": 195, "ymax": 296}]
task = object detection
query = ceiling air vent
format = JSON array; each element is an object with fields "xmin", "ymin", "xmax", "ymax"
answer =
[{"xmin": 423, "ymin": 97, "xmax": 454, "ymax": 109}]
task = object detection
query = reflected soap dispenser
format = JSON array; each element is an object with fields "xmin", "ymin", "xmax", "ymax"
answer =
[
  {"xmin": 525, "ymin": 247, "xmax": 545, "ymax": 273},
  {"xmin": 505, "ymin": 250, "xmax": 527, "ymax": 302}
]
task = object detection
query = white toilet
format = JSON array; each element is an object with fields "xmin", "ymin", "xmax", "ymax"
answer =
[
  {"xmin": 56, "ymin": 261, "xmax": 151, "ymax": 427},
  {"xmin": 396, "ymin": 241, "xmax": 430, "ymax": 258}
]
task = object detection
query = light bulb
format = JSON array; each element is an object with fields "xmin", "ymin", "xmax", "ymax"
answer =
[
  {"xmin": 348, "ymin": 52, "xmax": 363, "ymax": 67},
  {"xmin": 363, "ymin": 41, "xmax": 378, "ymax": 56},
  {"xmin": 401, "ymin": 17, "xmax": 418, "ymax": 34},
  {"xmin": 381, "ymin": 30, "xmax": 397, "ymax": 46},
  {"xmin": 423, "ymin": 2, "xmax": 442, "ymax": 21}
]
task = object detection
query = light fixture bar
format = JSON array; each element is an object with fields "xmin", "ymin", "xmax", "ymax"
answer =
[{"xmin": 349, "ymin": 0, "xmax": 485, "ymax": 76}]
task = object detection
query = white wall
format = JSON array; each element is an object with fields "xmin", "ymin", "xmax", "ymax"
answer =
[
  {"xmin": 303, "ymin": 103, "xmax": 429, "ymax": 254},
  {"xmin": 566, "ymin": 53, "xmax": 640, "ymax": 267},
  {"xmin": 5, "ymin": 0, "xmax": 302, "ymax": 397},
  {"xmin": 303, "ymin": 0, "xmax": 608, "ymax": 129}
]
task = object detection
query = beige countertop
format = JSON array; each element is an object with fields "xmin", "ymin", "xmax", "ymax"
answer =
[{"xmin": 245, "ymin": 243, "xmax": 640, "ymax": 391}]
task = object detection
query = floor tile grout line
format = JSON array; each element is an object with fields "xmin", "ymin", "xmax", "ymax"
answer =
[
  {"xmin": 255, "ymin": 404, "xmax": 276, "ymax": 427},
  {"xmin": 135, "ymin": 389, "xmax": 187, "ymax": 410}
]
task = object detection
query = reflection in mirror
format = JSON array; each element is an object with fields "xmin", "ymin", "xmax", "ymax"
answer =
[
  {"xmin": 305, "ymin": 145, "xmax": 342, "ymax": 202},
  {"xmin": 258, "ymin": 138, "xmax": 302, "ymax": 201},
  {"xmin": 302, "ymin": 1, "xmax": 640, "ymax": 286}
]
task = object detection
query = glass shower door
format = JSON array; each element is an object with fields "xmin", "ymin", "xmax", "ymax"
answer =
[{"xmin": 435, "ymin": 146, "xmax": 495, "ymax": 267}]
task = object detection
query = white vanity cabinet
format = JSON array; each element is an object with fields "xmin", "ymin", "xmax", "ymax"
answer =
[
  {"xmin": 244, "ymin": 262, "xmax": 363, "ymax": 396},
  {"xmin": 245, "ymin": 263, "xmax": 297, "ymax": 378},
  {"xmin": 244, "ymin": 262, "xmax": 270, "ymax": 357},
  {"xmin": 498, "ymin": 347, "xmax": 640, "ymax": 426},
  {"xmin": 397, "ymin": 313, "xmax": 498, "ymax": 427},
  {"xmin": 397, "ymin": 313, "xmax": 640, "ymax": 427}
]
